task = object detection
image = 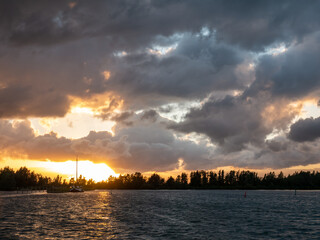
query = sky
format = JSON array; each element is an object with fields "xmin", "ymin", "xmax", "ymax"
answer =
[{"xmin": 1, "ymin": 0, "xmax": 320, "ymax": 181}]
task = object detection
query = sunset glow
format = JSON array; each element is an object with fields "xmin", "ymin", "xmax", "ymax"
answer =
[
  {"xmin": 1, "ymin": 0, "xmax": 320, "ymax": 182},
  {"xmin": 47, "ymin": 160, "xmax": 118, "ymax": 182},
  {"xmin": 0, "ymin": 158, "xmax": 117, "ymax": 182},
  {"xmin": 2, "ymin": 2, "xmax": 320, "ymax": 239}
]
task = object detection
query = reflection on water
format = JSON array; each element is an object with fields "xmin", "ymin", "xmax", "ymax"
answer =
[{"xmin": 0, "ymin": 190, "xmax": 319, "ymax": 239}]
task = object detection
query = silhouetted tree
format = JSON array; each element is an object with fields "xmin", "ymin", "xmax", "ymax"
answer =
[
  {"xmin": 15, "ymin": 167, "xmax": 31, "ymax": 188},
  {"xmin": 0, "ymin": 167, "xmax": 16, "ymax": 190},
  {"xmin": 190, "ymin": 171, "xmax": 201, "ymax": 187},
  {"xmin": 131, "ymin": 172, "xmax": 146, "ymax": 189},
  {"xmin": 181, "ymin": 172, "xmax": 188, "ymax": 185},
  {"xmin": 165, "ymin": 176, "xmax": 175, "ymax": 189},
  {"xmin": 225, "ymin": 170, "xmax": 236, "ymax": 186},
  {"xmin": 52, "ymin": 175, "xmax": 62, "ymax": 186},
  {"xmin": 148, "ymin": 173, "xmax": 164, "ymax": 189},
  {"xmin": 176, "ymin": 175, "xmax": 181, "ymax": 184},
  {"xmin": 200, "ymin": 171, "xmax": 208, "ymax": 186},
  {"xmin": 69, "ymin": 177, "xmax": 75, "ymax": 186},
  {"xmin": 262, "ymin": 172, "xmax": 277, "ymax": 188},
  {"xmin": 218, "ymin": 170, "xmax": 224, "ymax": 186},
  {"xmin": 77, "ymin": 175, "xmax": 87, "ymax": 186},
  {"xmin": 209, "ymin": 171, "xmax": 217, "ymax": 187}
]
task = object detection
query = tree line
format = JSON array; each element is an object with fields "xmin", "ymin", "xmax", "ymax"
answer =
[
  {"xmin": 1, "ymin": 166, "xmax": 320, "ymax": 190},
  {"xmin": 97, "ymin": 170, "xmax": 320, "ymax": 190},
  {"xmin": 0, "ymin": 166, "xmax": 92, "ymax": 191}
]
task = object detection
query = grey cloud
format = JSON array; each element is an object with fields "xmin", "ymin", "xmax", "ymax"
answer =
[
  {"xmin": 0, "ymin": 1, "xmax": 196, "ymax": 49},
  {"xmin": 270, "ymin": 38, "xmax": 320, "ymax": 98},
  {"xmin": 110, "ymin": 111, "xmax": 133, "ymax": 123},
  {"xmin": 171, "ymin": 90, "xmax": 301, "ymax": 155},
  {"xmin": 1, "ymin": 1, "xmax": 320, "ymax": 118},
  {"xmin": 0, "ymin": 37, "xmax": 113, "ymax": 118},
  {"xmin": 205, "ymin": 134, "xmax": 320, "ymax": 169},
  {"xmin": 0, "ymin": 31, "xmax": 249, "ymax": 117},
  {"xmin": 2, "ymin": 1, "xmax": 320, "ymax": 51},
  {"xmin": 266, "ymin": 139, "xmax": 288, "ymax": 152},
  {"xmin": 112, "ymin": 111, "xmax": 214, "ymax": 171},
  {"xmin": 106, "ymin": 35, "xmax": 248, "ymax": 103},
  {"xmin": 0, "ymin": 120, "xmax": 34, "ymax": 145},
  {"xmin": 171, "ymin": 95, "xmax": 269, "ymax": 152},
  {"xmin": 140, "ymin": 109, "xmax": 158, "ymax": 122},
  {"xmin": 289, "ymin": 117, "xmax": 320, "ymax": 142},
  {"xmin": 0, "ymin": 85, "xmax": 70, "ymax": 118},
  {"xmin": 95, "ymin": 98, "xmax": 124, "ymax": 121},
  {"xmin": 0, "ymin": 112, "xmax": 214, "ymax": 172},
  {"xmin": 168, "ymin": 32, "xmax": 320, "ymax": 168},
  {"xmin": 254, "ymin": 138, "xmax": 320, "ymax": 169},
  {"xmin": 2, "ymin": 110, "xmax": 319, "ymax": 171},
  {"xmin": 246, "ymin": 33, "xmax": 320, "ymax": 99}
]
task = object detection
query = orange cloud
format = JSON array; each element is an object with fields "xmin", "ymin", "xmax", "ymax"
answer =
[
  {"xmin": 69, "ymin": 93, "xmax": 124, "ymax": 120},
  {"xmin": 102, "ymin": 71, "xmax": 111, "ymax": 81},
  {"xmin": 262, "ymin": 100, "xmax": 303, "ymax": 130}
]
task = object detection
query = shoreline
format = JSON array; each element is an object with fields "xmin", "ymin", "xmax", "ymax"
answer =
[{"xmin": 2, "ymin": 188, "xmax": 319, "ymax": 193}]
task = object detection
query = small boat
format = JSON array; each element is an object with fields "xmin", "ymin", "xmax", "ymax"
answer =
[
  {"xmin": 70, "ymin": 156, "xmax": 84, "ymax": 192},
  {"xmin": 70, "ymin": 185, "xmax": 84, "ymax": 192}
]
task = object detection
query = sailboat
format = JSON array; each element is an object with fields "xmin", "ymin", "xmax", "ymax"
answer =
[{"xmin": 70, "ymin": 156, "xmax": 84, "ymax": 192}]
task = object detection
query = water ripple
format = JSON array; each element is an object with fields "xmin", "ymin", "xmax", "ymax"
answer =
[{"xmin": 0, "ymin": 190, "xmax": 319, "ymax": 239}]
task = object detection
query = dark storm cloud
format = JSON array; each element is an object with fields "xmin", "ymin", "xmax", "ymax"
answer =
[
  {"xmin": 170, "ymin": 95, "xmax": 269, "ymax": 152},
  {"xmin": 0, "ymin": 36, "xmax": 117, "ymax": 118},
  {"xmin": 169, "ymin": 30, "xmax": 320, "ymax": 168},
  {"xmin": 246, "ymin": 33, "xmax": 320, "ymax": 99},
  {"xmin": 1, "ymin": 0, "xmax": 320, "ymax": 117},
  {"xmin": 199, "ymin": 133, "xmax": 320, "ymax": 170},
  {"xmin": 253, "ymin": 135, "xmax": 320, "ymax": 169},
  {"xmin": 266, "ymin": 139, "xmax": 288, "ymax": 152},
  {"xmin": 109, "ymin": 111, "xmax": 134, "ymax": 126},
  {"xmin": 0, "ymin": 27, "xmax": 248, "ymax": 117},
  {"xmin": 2, "ymin": 1, "xmax": 320, "ymax": 50},
  {"xmin": 106, "ymin": 35, "xmax": 247, "ymax": 102},
  {"xmin": 140, "ymin": 109, "xmax": 158, "ymax": 122},
  {"xmin": 110, "ymin": 111, "xmax": 133, "ymax": 122},
  {"xmin": 171, "ymin": 89, "xmax": 301, "ymax": 155},
  {"xmin": 289, "ymin": 117, "xmax": 320, "ymax": 142},
  {"xmin": 0, "ymin": 85, "xmax": 70, "ymax": 118}
]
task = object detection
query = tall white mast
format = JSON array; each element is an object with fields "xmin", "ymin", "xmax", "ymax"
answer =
[{"xmin": 76, "ymin": 155, "xmax": 78, "ymax": 182}]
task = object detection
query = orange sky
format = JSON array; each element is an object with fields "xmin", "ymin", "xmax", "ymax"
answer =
[
  {"xmin": 2, "ymin": 157, "xmax": 320, "ymax": 182},
  {"xmin": 2, "ymin": 4, "xmax": 320, "ymax": 180},
  {"xmin": 1, "ymin": 99, "xmax": 320, "ymax": 182}
]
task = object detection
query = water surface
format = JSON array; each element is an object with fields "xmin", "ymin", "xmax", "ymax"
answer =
[{"xmin": 0, "ymin": 190, "xmax": 319, "ymax": 239}]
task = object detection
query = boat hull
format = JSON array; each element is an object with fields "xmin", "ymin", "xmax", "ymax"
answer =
[{"xmin": 70, "ymin": 187, "xmax": 84, "ymax": 192}]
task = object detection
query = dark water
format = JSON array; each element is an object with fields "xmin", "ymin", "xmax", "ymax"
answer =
[{"xmin": 0, "ymin": 190, "xmax": 319, "ymax": 239}]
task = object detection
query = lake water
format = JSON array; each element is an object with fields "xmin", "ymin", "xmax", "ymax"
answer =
[{"xmin": 0, "ymin": 190, "xmax": 319, "ymax": 239}]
